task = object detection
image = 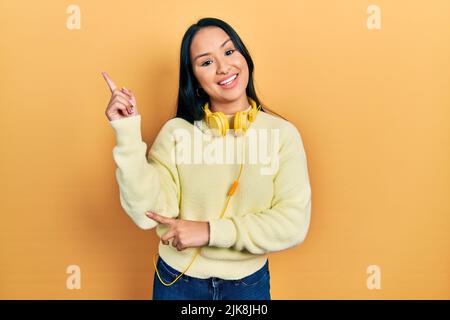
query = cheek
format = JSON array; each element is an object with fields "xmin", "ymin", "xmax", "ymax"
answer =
[
  {"xmin": 236, "ymin": 57, "xmax": 249, "ymax": 78},
  {"xmin": 194, "ymin": 68, "xmax": 215, "ymax": 87},
  {"xmin": 235, "ymin": 53, "xmax": 248, "ymax": 68},
  {"xmin": 238, "ymin": 60, "xmax": 249, "ymax": 82},
  {"xmin": 194, "ymin": 68, "xmax": 212, "ymax": 86}
]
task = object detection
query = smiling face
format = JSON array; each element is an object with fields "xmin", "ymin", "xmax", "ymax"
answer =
[{"xmin": 190, "ymin": 26, "xmax": 250, "ymax": 113}]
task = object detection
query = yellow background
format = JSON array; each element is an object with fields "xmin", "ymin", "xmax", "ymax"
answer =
[{"xmin": 1, "ymin": 0, "xmax": 449, "ymax": 299}]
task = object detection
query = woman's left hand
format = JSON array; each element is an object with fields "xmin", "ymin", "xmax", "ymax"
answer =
[{"xmin": 145, "ymin": 211, "xmax": 210, "ymax": 251}]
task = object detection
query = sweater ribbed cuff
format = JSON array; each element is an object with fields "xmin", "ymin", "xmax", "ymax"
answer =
[
  {"xmin": 208, "ymin": 218, "xmax": 237, "ymax": 248},
  {"xmin": 109, "ymin": 115, "xmax": 142, "ymax": 147}
]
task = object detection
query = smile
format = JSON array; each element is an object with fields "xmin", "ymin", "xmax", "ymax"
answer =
[{"xmin": 218, "ymin": 73, "xmax": 239, "ymax": 89}]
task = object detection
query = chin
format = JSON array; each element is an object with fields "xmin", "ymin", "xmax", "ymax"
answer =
[{"xmin": 220, "ymin": 90, "xmax": 245, "ymax": 101}]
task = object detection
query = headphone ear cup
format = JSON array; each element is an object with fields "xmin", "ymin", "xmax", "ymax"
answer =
[
  {"xmin": 218, "ymin": 112, "xmax": 229, "ymax": 136},
  {"xmin": 213, "ymin": 112, "xmax": 229, "ymax": 136},
  {"xmin": 248, "ymin": 107, "xmax": 257, "ymax": 122},
  {"xmin": 207, "ymin": 114, "xmax": 221, "ymax": 137},
  {"xmin": 234, "ymin": 111, "xmax": 247, "ymax": 136}
]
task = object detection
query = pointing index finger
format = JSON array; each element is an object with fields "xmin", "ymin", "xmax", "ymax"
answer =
[
  {"xmin": 146, "ymin": 211, "xmax": 173, "ymax": 225},
  {"xmin": 101, "ymin": 71, "xmax": 117, "ymax": 93}
]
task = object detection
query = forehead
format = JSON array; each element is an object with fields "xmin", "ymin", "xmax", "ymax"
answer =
[{"xmin": 190, "ymin": 26, "xmax": 231, "ymax": 54}]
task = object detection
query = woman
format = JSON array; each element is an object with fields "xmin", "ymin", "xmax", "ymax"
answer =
[{"xmin": 103, "ymin": 17, "xmax": 312, "ymax": 300}]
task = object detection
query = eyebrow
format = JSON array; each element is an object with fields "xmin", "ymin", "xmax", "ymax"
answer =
[{"xmin": 193, "ymin": 38, "xmax": 232, "ymax": 62}]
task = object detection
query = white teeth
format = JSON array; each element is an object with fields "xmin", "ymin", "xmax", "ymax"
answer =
[{"xmin": 219, "ymin": 74, "xmax": 237, "ymax": 85}]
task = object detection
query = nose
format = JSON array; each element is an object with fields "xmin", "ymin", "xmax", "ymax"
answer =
[{"xmin": 216, "ymin": 57, "xmax": 231, "ymax": 75}]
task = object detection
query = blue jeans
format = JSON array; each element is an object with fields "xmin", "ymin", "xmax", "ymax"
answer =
[{"xmin": 152, "ymin": 256, "xmax": 271, "ymax": 300}]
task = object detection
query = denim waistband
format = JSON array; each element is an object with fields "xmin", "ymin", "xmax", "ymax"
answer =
[{"xmin": 157, "ymin": 255, "xmax": 269, "ymax": 282}]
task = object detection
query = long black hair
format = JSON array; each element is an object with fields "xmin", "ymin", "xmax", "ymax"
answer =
[{"xmin": 174, "ymin": 17, "xmax": 287, "ymax": 124}]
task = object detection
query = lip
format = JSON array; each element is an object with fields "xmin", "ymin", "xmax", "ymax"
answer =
[{"xmin": 217, "ymin": 73, "xmax": 239, "ymax": 89}]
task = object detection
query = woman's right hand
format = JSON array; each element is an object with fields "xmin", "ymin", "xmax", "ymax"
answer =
[{"xmin": 102, "ymin": 71, "xmax": 139, "ymax": 121}]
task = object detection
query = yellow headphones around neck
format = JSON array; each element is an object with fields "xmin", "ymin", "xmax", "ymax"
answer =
[{"xmin": 202, "ymin": 97, "xmax": 261, "ymax": 137}]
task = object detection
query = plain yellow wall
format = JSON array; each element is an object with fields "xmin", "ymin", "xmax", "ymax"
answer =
[{"xmin": 1, "ymin": 0, "xmax": 449, "ymax": 299}]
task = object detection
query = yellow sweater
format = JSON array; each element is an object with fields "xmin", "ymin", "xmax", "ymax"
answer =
[{"xmin": 109, "ymin": 109, "xmax": 312, "ymax": 280}]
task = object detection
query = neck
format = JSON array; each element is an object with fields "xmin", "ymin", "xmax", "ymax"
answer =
[{"xmin": 209, "ymin": 95, "xmax": 250, "ymax": 115}]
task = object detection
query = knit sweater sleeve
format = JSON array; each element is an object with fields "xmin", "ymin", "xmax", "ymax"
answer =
[
  {"xmin": 109, "ymin": 115, "xmax": 180, "ymax": 230},
  {"xmin": 207, "ymin": 121, "xmax": 312, "ymax": 254}
]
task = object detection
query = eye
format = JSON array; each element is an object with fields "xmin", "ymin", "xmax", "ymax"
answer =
[
  {"xmin": 200, "ymin": 49, "xmax": 236, "ymax": 67},
  {"xmin": 201, "ymin": 60, "xmax": 212, "ymax": 67},
  {"xmin": 225, "ymin": 49, "xmax": 235, "ymax": 56}
]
